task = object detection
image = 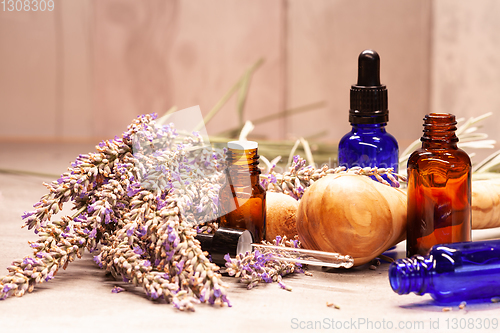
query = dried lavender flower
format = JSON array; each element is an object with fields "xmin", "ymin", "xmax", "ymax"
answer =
[
  {"xmin": 111, "ymin": 286, "xmax": 125, "ymax": 293},
  {"xmin": 0, "ymin": 114, "xmax": 230, "ymax": 311},
  {"xmin": 224, "ymin": 236, "xmax": 304, "ymax": 290},
  {"xmin": 260, "ymin": 155, "xmax": 407, "ymax": 200}
]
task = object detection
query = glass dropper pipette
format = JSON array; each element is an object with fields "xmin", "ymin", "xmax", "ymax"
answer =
[
  {"xmin": 196, "ymin": 227, "xmax": 354, "ymax": 268},
  {"xmin": 250, "ymin": 243, "xmax": 354, "ymax": 269}
]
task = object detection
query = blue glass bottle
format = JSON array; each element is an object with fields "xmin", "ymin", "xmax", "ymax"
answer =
[
  {"xmin": 338, "ymin": 123, "xmax": 398, "ymax": 170},
  {"xmin": 389, "ymin": 239, "xmax": 500, "ymax": 303},
  {"xmin": 338, "ymin": 50, "xmax": 399, "ymax": 173}
]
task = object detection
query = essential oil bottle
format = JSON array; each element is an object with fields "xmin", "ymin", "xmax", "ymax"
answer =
[
  {"xmin": 406, "ymin": 113, "xmax": 471, "ymax": 257},
  {"xmin": 218, "ymin": 141, "xmax": 266, "ymax": 242},
  {"xmin": 390, "ymin": 239, "xmax": 500, "ymax": 303},
  {"xmin": 338, "ymin": 49, "xmax": 399, "ymax": 172}
]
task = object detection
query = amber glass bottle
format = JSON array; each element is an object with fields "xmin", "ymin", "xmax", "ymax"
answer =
[
  {"xmin": 218, "ymin": 141, "xmax": 266, "ymax": 242},
  {"xmin": 406, "ymin": 113, "xmax": 471, "ymax": 257}
]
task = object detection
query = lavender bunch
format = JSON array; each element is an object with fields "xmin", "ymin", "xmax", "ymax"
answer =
[
  {"xmin": 224, "ymin": 236, "xmax": 303, "ymax": 291},
  {"xmin": 260, "ymin": 155, "xmax": 407, "ymax": 200},
  {"xmin": 95, "ymin": 197, "xmax": 230, "ymax": 310},
  {"xmin": 0, "ymin": 114, "xmax": 230, "ymax": 311},
  {"xmin": 1, "ymin": 214, "xmax": 91, "ymax": 298}
]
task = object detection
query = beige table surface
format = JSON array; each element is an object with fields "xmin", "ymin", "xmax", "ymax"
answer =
[{"xmin": 1, "ymin": 142, "xmax": 500, "ymax": 333}]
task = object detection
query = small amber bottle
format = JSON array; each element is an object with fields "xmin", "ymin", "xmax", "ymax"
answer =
[
  {"xmin": 218, "ymin": 141, "xmax": 266, "ymax": 242},
  {"xmin": 406, "ymin": 113, "xmax": 471, "ymax": 257}
]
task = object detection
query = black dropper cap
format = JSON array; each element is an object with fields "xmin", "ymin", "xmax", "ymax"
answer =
[
  {"xmin": 195, "ymin": 227, "xmax": 253, "ymax": 266},
  {"xmin": 349, "ymin": 50, "xmax": 389, "ymax": 124}
]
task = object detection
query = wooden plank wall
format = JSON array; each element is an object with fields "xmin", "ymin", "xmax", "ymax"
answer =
[
  {"xmin": 92, "ymin": 0, "xmax": 285, "ymax": 140},
  {"xmin": 0, "ymin": 0, "xmax": 93, "ymax": 140},
  {"xmin": 0, "ymin": 0, "xmax": 441, "ymax": 152},
  {"xmin": 0, "ymin": 5, "xmax": 59, "ymax": 138},
  {"xmin": 432, "ymin": 0, "xmax": 500, "ymax": 162},
  {"xmin": 287, "ymin": 0, "xmax": 431, "ymax": 147}
]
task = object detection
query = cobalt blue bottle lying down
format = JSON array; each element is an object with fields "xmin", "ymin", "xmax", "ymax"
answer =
[{"xmin": 389, "ymin": 239, "xmax": 500, "ymax": 303}]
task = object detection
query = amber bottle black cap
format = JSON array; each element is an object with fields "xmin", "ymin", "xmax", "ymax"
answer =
[{"xmin": 349, "ymin": 49, "xmax": 389, "ymax": 125}]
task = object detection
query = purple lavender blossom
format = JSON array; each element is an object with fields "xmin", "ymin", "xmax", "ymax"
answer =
[
  {"xmin": 57, "ymin": 176, "xmax": 69, "ymax": 184},
  {"xmin": 133, "ymin": 246, "xmax": 145, "ymax": 255},
  {"xmin": 115, "ymin": 202, "xmax": 126, "ymax": 210},
  {"xmin": 167, "ymin": 225, "xmax": 176, "ymax": 243},
  {"xmin": 111, "ymin": 286, "xmax": 125, "ymax": 294},
  {"xmin": 166, "ymin": 250, "xmax": 174, "ymax": 261},
  {"xmin": 213, "ymin": 285, "xmax": 221, "ymax": 298},
  {"xmin": 175, "ymin": 260, "xmax": 184, "ymax": 272},
  {"xmin": 22, "ymin": 257, "xmax": 38, "ymax": 266},
  {"xmin": 269, "ymin": 174, "xmax": 277, "ymax": 184},
  {"xmin": 260, "ymin": 272, "xmax": 272, "ymax": 283},
  {"xmin": 93, "ymin": 254, "xmax": 103, "ymax": 268},
  {"xmin": 212, "ymin": 195, "xmax": 219, "ymax": 207},
  {"xmin": 278, "ymin": 281, "xmax": 289, "ymax": 290},
  {"xmin": 296, "ymin": 185, "xmax": 305, "ymax": 195},
  {"xmin": 73, "ymin": 212, "xmax": 87, "ymax": 223},
  {"xmin": 221, "ymin": 295, "xmax": 232, "ymax": 307},
  {"xmin": 253, "ymin": 249, "xmax": 262, "ymax": 261},
  {"xmin": 126, "ymin": 182, "xmax": 142, "ymax": 197},
  {"xmin": 196, "ymin": 203, "xmax": 204, "ymax": 213},
  {"xmin": 172, "ymin": 298, "xmax": 181, "ymax": 309},
  {"xmin": 150, "ymin": 290, "xmax": 159, "ymax": 300},
  {"xmin": 21, "ymin": 211, "xmax": 36, "ymax": 220},
  {"xmin": 156, "ymin": 199, "xmax": 166, "ymax": 210},
  {"xmin": 198, "ymin": 289, "xmax": 207, "ymax": 303},
  {"xmin": 45, "ymin": 271, "xmax": 54, "ymax": 281},
  {"xmin": 137, "ymin": 226, "xmax": 147, "ymax": 238},
  {"xmin": 103, "ymin": 207, "xmax": 113, "ymax": 224},
  {"xmin": 171, "ymin": 172, "xmax": 181, "ymax": 183}
]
